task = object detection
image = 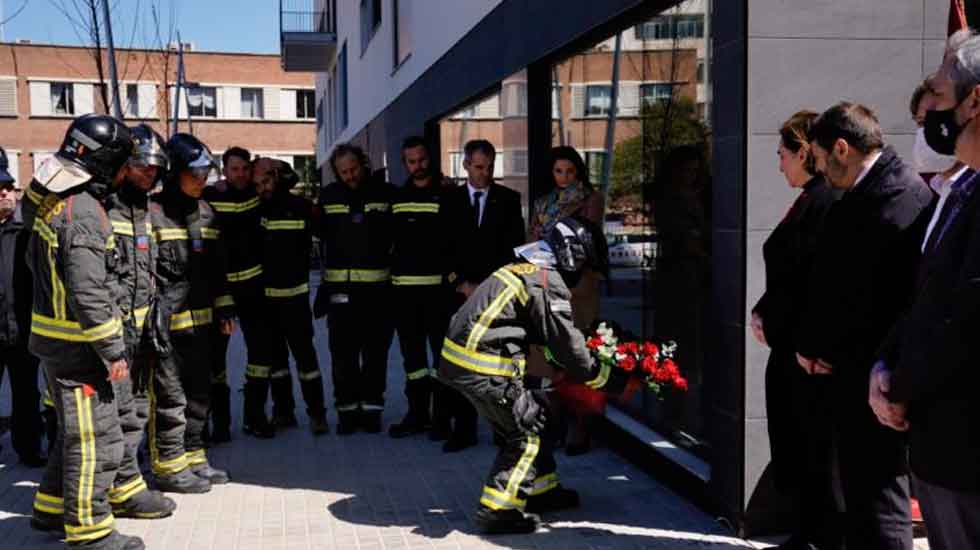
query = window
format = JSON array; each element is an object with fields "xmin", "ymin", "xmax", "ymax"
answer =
[
  {"xmin": 448, "ymin": 152, "xmax": 465, "ymax": 180},
  {"xmin": 187, "ymin": 86, "xmax": 217, "ymax": 118},
  {"xmin": 241, "ymin": 88, "xmax": 264, "ymax": 119},
  {"xmin": 635, "ymin": 14, "xmax": 704, "ymax": 40},
  {"xmin": 51, "ymin": 83, "xmax": 74, "ymax": 115},
  {"xmin": 393, "ymin": 0, "xmax": 412, "ymax": 68},
  {"xmin": 585, "ymin": 151, "xmax": 607, "ymax": 183},
  {"xmin": 501, "ymin": 82, "xmax": 528, "ymax": 118},
  {"xmin": 296, "ymin": 90, "xmax": 315, "ymax": 119},
  {"xmin": 697, "ymin": 59, "xmax": 705, "ymax": 84},
  {"xmin": 640, "ymin": 83, "xmax": 673, "ymax": 106},
  {"xmin": 504, "ymin": 150, "xmax": 528, "ymax": 176},
  {"xmin": 586, "ymin": 85, "xmax": 613, "ymax": 116},
  {"xmin": 337, "ymin": 44, "xmax": 348, "ymax": 130},
  {"xmin": 360, "ymin": 0, "xmax": 382, "ymax": 54},
  {"xmin": 0, "ymin": 79, "xmax": 15, "ymax": 116},
  {"xmin": 124, "ymin": 83, "xmax": 139, "ymax": 118},
  {"xmin": 551, "ymin": 85, "xmax": 561, "ymax": 119}
]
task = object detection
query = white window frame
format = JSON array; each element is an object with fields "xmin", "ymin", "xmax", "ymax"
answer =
[
  {"xmin": 187, "ymin": 86, "xmax": 218, "ymax": 118},
  {"xmin": 240, "ymin": 87, "xmax": 265, "ymax": 120}
]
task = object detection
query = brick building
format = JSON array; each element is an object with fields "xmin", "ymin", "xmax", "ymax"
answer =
[{"xmin": 0, "ymin": 41, "xmax": 316, "ymax": 187}]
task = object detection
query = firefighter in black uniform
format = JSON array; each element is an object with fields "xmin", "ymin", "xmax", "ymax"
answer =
[
  {"xmin": 253, "ymin": 157, "xmax": 328, "ymax": 435},
  {"xmin": 313, "ymin": 143, "xmax": 394, "ymax": 434},
  {"xmin": 149, "ymin": 134, "xmax": 232, "ymax": 493},
  {"xmin": 440, "ymin": 217, "xmax": 629, "ymax": 534},
  {"xmin": 24, "ymin": 114, "xmax": 145, "ymax": 550},
  {"xmin": 202, "ymin": 147, "xmax": 278, "ymax": 439},
  {"xmin": 387, "ymin": 137, "xmax": 453, "ymax": 438}
]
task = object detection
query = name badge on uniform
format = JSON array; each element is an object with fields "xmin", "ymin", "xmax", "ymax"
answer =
[
  {"xmin": 330, "ymin": 293, "xmax": 350, "ymax": 304},
  {"xmin": 549, "ymin": 299, "xmax": 572, "ymax": 313},
  {"xmin": 192, "ymin": 239, "xmax": 204, "ymax": 253},
  {"xmin": 136, "ymin": 235, "xmax": 150, "ymax": 251},
  {"xmin": 351, "ymin": 213, "xmax": 364, "ymax": 224}
]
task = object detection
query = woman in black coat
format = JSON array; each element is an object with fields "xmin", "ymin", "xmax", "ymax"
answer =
[{"xmin": 751, "ymin": 110, "xmax": 844, "ymax": 550}]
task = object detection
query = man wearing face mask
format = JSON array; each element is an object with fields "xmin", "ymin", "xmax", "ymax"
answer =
[
  {"xmin": 796, "ymin": 102, "xmax": 934, "ymax": 550},
  {"xmin": 870, "ymin": 31, "xmax": 980, "ymax": 550}
]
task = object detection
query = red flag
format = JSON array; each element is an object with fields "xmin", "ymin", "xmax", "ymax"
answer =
[{"xmin": 949, "ymin": 0, "xmax": 968, "ymax": 36}]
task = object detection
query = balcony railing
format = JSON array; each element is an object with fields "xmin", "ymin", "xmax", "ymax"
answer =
[{"xmin": 280, "ymin": 0, "xmax": 337, "ymax": 72}]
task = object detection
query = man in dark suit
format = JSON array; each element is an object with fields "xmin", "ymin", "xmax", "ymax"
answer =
[
  {"xmin": 871, "ymin": 40, "xmax": 980, "ymax": 550},
  {"xmin": 436, "ymin": 139, "xmax": 525, "ymax": 453},
  {"xmin": 795, "ymin": 102, "xmax": 934, "ymax": 550}
]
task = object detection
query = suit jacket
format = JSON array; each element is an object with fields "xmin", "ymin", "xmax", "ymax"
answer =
[
  {"xmin": 877, "ymin": 169, "xmax": 980, "ymax": 492},
  {"xmin": 443, "ymin": 182, "xmax": 525, "ymax": 287},
  {"xmin": 796, "ymin": 147, "xmax": 934, "ymax": 472}
]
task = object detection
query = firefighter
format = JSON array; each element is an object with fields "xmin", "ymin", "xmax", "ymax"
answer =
[
  {"xmin": 23, "ymin": 114, "xmax": 146, "ymax": 549},
  {"xmin": 312, "ymin": 143, "xmax": 394, "ymax": 435},
  {"xmin": 387, "ymin": 137, "xmax": 453, "ymax": 438},
  {"xmin": 148, "ymin": 133, "xmax": 233, "ymax": 493},
  {"xmin": 202, "ymin": 147, "xmax": 278, "ymax": 439},
  {"xmin": 440, "ymin": 216, "xmax": 629, "ymax": 534},
  {"xmin": 253, "ymin": 158, "xmax": 328, "ymax": 435}
]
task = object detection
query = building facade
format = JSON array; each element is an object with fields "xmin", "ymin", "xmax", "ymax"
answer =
[
  {"xmin": 0, "ymin": 42, "xmax": 316, "ymax": 187},
  {"xmin": 284, "ymin": 0, "xmax": 943, "ymax": 535}
]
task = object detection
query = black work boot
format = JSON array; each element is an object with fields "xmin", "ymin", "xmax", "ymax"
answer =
[
  {"xmin": 525, "ymin": 485, "xmax": 580, "ymax": 514},
  {"xmin": 389, "ymin": 381, "xmax": 431, "ymax": 438},
  {"xmin": 337, "ymin": 410, "xmax": 359, "ymax": 435},
  {"xmin": 473, "ymin": 506, "xmax": 540, "ymax": 534},
  {"xmin": 112, "ymin": 489, "xmax": 176, "ymax": 519},
  {"xmin": 190, "ymin": 462, "xmax": 230, "ymax": 485},
  {"xmin": 84, "ymin": 530, "xmax": 146, "ymax": 550},
  {"xmin": 242, "ymin": 382, "xmax": 275, "ymax": 438},
  {"xmin": 388, "ymin": 411, "xmax": 429, "ymax": 438},
  {"xmin": 310, "ymin": 412, "xmax": 330, "ymax": 436},
  {"xmin": 30, "ymin": 508, "xmax": 64, "ymax": 536},
  {"xmin": 210, "ymin": 423, "xmax": 231, "ymax": 444},
  {"xmin": 273, "ymin": 411, "xmax": 299, "ymax": 429},
  {"xmin": 361, "ymin": 410, "xmax": 383, "ymax": 434},
  {"xmin": 155, "ymin": 468, "xmax": 211, "ymax": 494}
]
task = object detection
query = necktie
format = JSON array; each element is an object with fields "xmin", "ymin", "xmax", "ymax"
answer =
[{"xmin": 472, "ymin": 191, "xmax": 483, "ymax": 227}]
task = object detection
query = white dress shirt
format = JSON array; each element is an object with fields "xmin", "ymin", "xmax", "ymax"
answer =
[
  {"xmin": 922, "ymin": 165, "xmax": 970, "ymax": 251},
  {"xmin": 849, "ymin": 150, "xmax": 883, "ymax": 193},
  {"xmin": 467, "ymin": 182, "xmax": 488, "ymax": 226}
]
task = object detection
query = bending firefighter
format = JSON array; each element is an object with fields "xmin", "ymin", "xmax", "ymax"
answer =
[
  {"xmin": 23, "ymin": 115, "xmax": 146, "ymax": 550},
  {"xmin": 439, "ymin": 216, "xmax": 629, "ymax": 534},
  {"xmin": 148, "ymin": 133, "xmax": 233, "ymax": 493}
]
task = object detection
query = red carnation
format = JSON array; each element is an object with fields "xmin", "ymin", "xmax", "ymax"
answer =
[
  {"xmin": 662, "ymin": 359, "xmax": 680, "ymax": 378},
  {"xmin": 587, "ymin": 337, "xmax": 602, "ymax": 349},
  {"xmin": 641, "ymin": 356, "xmax": 657, "ymax": 375},
  {"xmin": 674, "ymin": 377, "xmax": 689, "ymax": 391},
  {"xmin": 619, "ymin": 355, "xmax": 636, "ymax": 372},
  {"xmin": 642, "ymin": 342, "xmax": 659, "ymax": 357},
  {"xmin": 626, "ymin": 342, "xmax": 640, "ymax": 354},
  {"xmin": 616, "ymin": 343, "xmax": 628, "ymax": 354},
  {"xmin": 651, "ymin": 365, "xmax": 672, "ymax": 383}
]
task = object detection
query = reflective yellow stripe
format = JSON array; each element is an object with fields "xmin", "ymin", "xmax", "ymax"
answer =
[
  {"xmin": 261, "ymin": 218, "xmax": 306, "ymax": 230},
  {"xmin": 246, "ymin": 364, "xmax": 271, "ymax": 378},
  {"xmin": 529, "ymin": 472, "xmax": 559, "ymax": 496},
  {"xmin": 43, "ymin": 389, "xmax": 54, "ymax": 408},
  {"xmin": 227, "ymin": 264, "xmax": 263, "ymax": 282},
  {"xmin": 271, "ymin": 369, "xmax": 290, "ymax": 379},
  {"xmin": 35, "ymin": 492, "xmax": 64, "ymax": 505},
  {"xmin": 322, "ymin": 269, "xmax": 390, "ymax": 283},
  {"xmin": 299, "ymin": 369, "xmax": 321, "ymax": 381},
  {"xmin": 108, "ymin": 476, "xmax": 147, "ymax": 504},
  {"xmin": 214, "ymin": 294, "xmax": 235, "ymax": 308},
  {"xmin": 26, "ymin": 186, "xmax": 44, "ymax": 205},
  {"xmin": 34, "ymin": 491, "xmax": 65, "ymax": 515},
  {"xmin": 132, "ymin": 306, "xmax": 150, "ymax": 330},
  {"xmin": 152, "ymin": 452, "xmax": 189, "ymax": 475},
  {"xmin": 201, "ymin": 227, "xmax": 221, "ymax": 240},
  {"xmin": 493, "ymin": 268, "xmax": 529, "ymax": 305},
  {"xmin": 480, "ymin": 486, "xmax": 526, "ymax": 511},
  {"xmin": 391, "ymin": 275, "xmax": 442, "ymax": 286},
  {"xmin": 406, "ymin": 368, "xmax": 430, "ymax": 381},
  {"xmin": 110, "ymin": 220, "xmax": 134, "ymax": 236},
  {"xmin": 466, "ymin": 285, "xmax": 518, "ymax": 349},
  {"xmin": 210, "ymin": 196, "xmax": 260, "ymax": 213},
  {"xmin": 440, "ymin": 338, "xmax": 524, "ymax": 377},
  {"xmin": 34, "ymin": 218, "xmax": 58, "ymax": 247},
  {"xmin": 586, "ymin": 361, "xmax": 611, "ymax": 390},
  {"xmin": 104, "ymin": 234, "xmax": 116, "ymax": 251},
  {"xmin": 33, "ymin": 502, "xmax": 63, "ymax": 515},
  {"xmin": 505, "ymin": 434, "xmax": 540, "ymax": 501},
  {"xmin": 155, "ymin": 228, "xmax": 188, "ymax": 241},
  {"xmin": 324, "ymin": 204, "xmax": 350, "ymax": 214},
  {"xmin": 364, "ymin": 202, "xmax": 389, "ymax": 213},
  {"xmin": 392, "ymin": 202, "xmax": 439, "ymax": 214},
  {"xmin": 73, "ymin": 387, "xmax": 95, "ymax": 526},
  {"xmin": 31, "ymin": 313, "xmax": 122, "ymax": 343},
  {"xmin": 65, "ymin": 514, "xmax": 114, "ymax": 542},
  {"xmin": 186, "ymin": 448, "xmax": 207, "ymax": 466},
  {"xmin": 169, "ymin": 308, "xmax": 213, "ymax": 331},
  {"xmin": 264, "ymin": 282, "xmax": 309, "ymax": 298}
]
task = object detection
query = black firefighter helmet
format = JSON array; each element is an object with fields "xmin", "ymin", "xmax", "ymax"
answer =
[
  {"xmin": 516, "ymin": 216, "xmax": 608, "ymax": 288},
  {"xmin": 164, "ymin": 133, "xmax": 216, "ymax": 184},
  {"xmin": 129, "ymin": 124, "xmax": 169, "ymax": 171},
  {"xmin": 57, "ymin": 114, "xmax": 133, "ymax": 182}
]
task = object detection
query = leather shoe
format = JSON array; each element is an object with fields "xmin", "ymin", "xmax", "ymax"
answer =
[
  {"xmin": 243, "ymin": 417, "xmax": 276, "ymax": 439},
  {"xmin": 310, "ymin": 414, "xmax": 330, "ymax": 436},
  {"xmin": 473, "ymin": 506, "xmax": 539, "ymax": 534},
  {"xmin": 87, "ymin": 530, "xmax": 146, "ymax": 550},
  {"xmin": 19, "ymin": 453, "xmax": 48, "ymax": 468},
  {"xmin": 442, "ymin": 433, "xmax": 478, "ymax": 453},
  {"xmin": 112, "ymin": 489, "xmax": 176, "ymax": 519}
]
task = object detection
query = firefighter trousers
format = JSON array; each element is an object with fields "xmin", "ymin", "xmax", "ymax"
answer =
[
  {"xmin": 235, "ymin": 290, "xmax": 278, "ymax": 425},
  {"xmin": 209, "ymin": 330, "xmax": 231, "ymax": 434},
  {"xmin": 268, "ymin": 293, "xmax": 326, "ymax": 418},
  {"xmin": 394, "ymin": 286, "xmax": 451, "ymax": 423},
  {"xmin": 33, "ymin": 356, "xmax": 125, "ymax": 544},
  {"xmin": 148, "ymin": 327, "xmax": 212, "ymax": 477},
  {"xmin": 445, "ymin": 372, "xmax": 558, "ymax": 512},
  {"xmin": 325, "ymin": 287, "xmax": 394, "ymax": 414}
]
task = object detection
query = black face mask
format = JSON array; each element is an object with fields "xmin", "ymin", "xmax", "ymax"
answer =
[{"xmin": 924, "ymin": 104, "xmax": 965, "ymax": 156}]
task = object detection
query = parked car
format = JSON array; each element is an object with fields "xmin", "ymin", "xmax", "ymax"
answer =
[{"xmin": 607, "ymin": 232, "xmax": 657, "ymax": 268}]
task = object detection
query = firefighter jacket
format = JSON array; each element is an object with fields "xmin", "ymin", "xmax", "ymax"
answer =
[
  {"xmin": 104, "ymin": 184, "xmax": 156, "ymax": 355},
  {"xmin": 203, "ymin": 183, "xmax": 264, "ymax": 291},
  {"xmin": 260, "ymin": 191, "xmax": 314, "ymax": 299},
  {"xmin": 390, "ymin": 177, "xmax": 450, "ymax": 288},
  {"xmin": 440, "ymin": 262, "xmax": 628, "ymax": 393},
  {"xmin": 24, "ymin": 176, "xmax": 127, "ymax": 368},
  {"xmin": 150, "ymin": 186, "xmax": 233, "ymax": 340},
  {"xmin": 316, "ymin": 175, "xmax": 394, "ymax": 295}
]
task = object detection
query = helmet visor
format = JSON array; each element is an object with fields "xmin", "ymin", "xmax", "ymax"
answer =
[{"xmin": 514, "ymin": 240, "xmax": 556, "ymax": 268}]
